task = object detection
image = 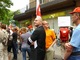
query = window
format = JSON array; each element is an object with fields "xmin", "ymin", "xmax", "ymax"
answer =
[{"xmin": 39, "ymin": 0, "xmax": 44, "ymax": 4}]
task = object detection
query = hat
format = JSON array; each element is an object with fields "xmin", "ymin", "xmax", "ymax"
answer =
[{"xmin": 70, "ymin": 7, "xmax": 80, "ymax": 14}]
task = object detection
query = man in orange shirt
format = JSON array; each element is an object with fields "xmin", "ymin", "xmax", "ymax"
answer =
[{"xmin": 42, "ymin": 21, "xmax": 56, "ymax": 60}]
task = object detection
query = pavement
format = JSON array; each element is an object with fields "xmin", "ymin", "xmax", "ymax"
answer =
[
  {"xmin": 11, "ymin": 50, "xmax": 29, "ymax": 60},
  {"xmin": 10, "ymin": 43, "xmax": 64, "ymax": 60}
]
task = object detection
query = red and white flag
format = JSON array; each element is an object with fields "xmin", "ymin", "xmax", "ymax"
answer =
[{"xmin": 36, "ymin": 0, "xmax": 41, "ymax": 17}]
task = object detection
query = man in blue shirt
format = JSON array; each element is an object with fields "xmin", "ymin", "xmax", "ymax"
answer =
[{"xmin": 64, "ymin": 7, "xmax": 80, "ymax": 60}]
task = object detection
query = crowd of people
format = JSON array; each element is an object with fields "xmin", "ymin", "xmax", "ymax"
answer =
[{"xmin": 0, "ymin": 7, "xmax": 80, "ymax": 60}]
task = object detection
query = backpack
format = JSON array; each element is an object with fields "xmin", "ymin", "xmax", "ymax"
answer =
[{"xmin": 60, "ymin": 28, "xmax": 69, "ymax": 42}]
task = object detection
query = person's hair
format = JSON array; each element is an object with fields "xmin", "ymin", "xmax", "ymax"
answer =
[
  {"xmin": 12, "ymin": 27, "xmax": 18, "ymax": 32},
  {"xmin": 21, "ymin": 27, "xmax": 27, "ymax": 33},
  {"xmin": 1, "ymin": 24, "xmax": 6, "ymax": 29}
]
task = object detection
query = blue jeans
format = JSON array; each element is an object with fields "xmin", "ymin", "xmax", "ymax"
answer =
[
  {"xmin": 68, "ymin": 55, "xmax": 80, "ymax": 60},
  {"xmin": 21, "ymin": 47, "xmax": 31, "ymax": 60}
]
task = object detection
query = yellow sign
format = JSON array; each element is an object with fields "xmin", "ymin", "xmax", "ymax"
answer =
[{"xmin": 42, "ymin": 11, "xmax": 66, "ymax": 19}]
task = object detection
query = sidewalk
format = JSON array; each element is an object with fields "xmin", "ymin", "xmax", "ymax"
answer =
[{"xmin": 10, "ymin": 44, "xmax": 64, "ymax": 60}]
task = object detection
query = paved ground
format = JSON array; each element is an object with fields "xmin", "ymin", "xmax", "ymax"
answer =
[
  {"xmin": 11, "ymin": 51, "xmax": 29, "ymax": 60},
  {"xmin": 11, "ymin": 43, "xmax": 64, "ymax": 60}
]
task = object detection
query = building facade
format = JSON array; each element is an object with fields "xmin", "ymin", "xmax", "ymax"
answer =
[{"xmin": 13, "ymin": 0, "xmax": 80, "ymax": 35}]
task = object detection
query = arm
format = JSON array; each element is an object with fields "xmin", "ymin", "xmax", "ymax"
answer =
[
  {"xmin": 28, "ymin": 29, "xmax": 39, "ymax": 45},
  {"xmin": 28, "ymin": 37, "xmax": 34, "ymax": 45},
  {"xmin": 50, "ymin": 30, "xmax": 56, "ymax": 47},
  {"xmin": 52, "ymin": 30, "xmax": 56, "ymax": 45},
  {"xmin": 51, "ymin": 39, "xmax": 56, "ymax": 46},
  {"xmin": 64, "ymin": 43, "xmax": 73, "ymax": 60}
]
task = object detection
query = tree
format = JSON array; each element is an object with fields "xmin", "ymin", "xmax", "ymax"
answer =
[
  {"xmin": 13, "ymin": 10, "xmax": 21, "ymax": 15},
  {"xmin": 0, "ymin": 0, "xmax": 13, "ymax": 24}
]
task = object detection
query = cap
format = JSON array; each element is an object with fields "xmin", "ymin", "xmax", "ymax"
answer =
[{"xmin": 70, "ymin": 7, "xmax": 80, "ymax": 14}]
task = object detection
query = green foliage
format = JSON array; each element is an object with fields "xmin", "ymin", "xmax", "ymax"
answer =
[
  {"xmin": 0, "ymin": 0, "xmax": 13, "ymax": 24},
  {"xmin": 13, "ymin": 10, "xmax": 21, "ymax": 27},
  {"xmin": 15, "ymin": 20, "xmax": 20, "ymax": 27},
  {"xmin": 0, "ymin": 0, "xmax": 13, "ymax": 8},
  {"xmin": 13, "ymin": 10, "xmax": 21, "ymax": 15},
  {"xmin": 0, "ymin": 0, "xmax": 21, "ymax": 26}
]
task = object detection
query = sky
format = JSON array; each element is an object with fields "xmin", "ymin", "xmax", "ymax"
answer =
[{"xmin": 10, "ymin": 0, "xmax": 29, "ymax": 11}]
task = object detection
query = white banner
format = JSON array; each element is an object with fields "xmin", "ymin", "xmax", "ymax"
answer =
[{"xmin": 58, "ymin": 16, "xmax": 71, "ymax": 27}]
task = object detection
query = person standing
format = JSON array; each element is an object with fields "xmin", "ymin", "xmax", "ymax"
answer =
[
  {"xmin": 20, "ymin": 27, "xmax": 31, "ymax": 60},
  {"xmin": 42, "ymin": 21, "xmax": 56, "ymax": 60},
  {"xmin": 69, "ymin": 26, "xmax": 73, "ymax": 41},
  {"xmin": 7, "ymin": 28, "xmax": 13, "ymax": 60},
  {"xmin": 12, "ymin": 27, "xmax": 18, "ymax": 60},
  {"xmin": 64, "ymin": 7, "xmax": 80, "ymax": 60},
  {"xmin": 0, "ymin": 24, "xmax": 8, "ymax": 60},
  {"xmin": 28, "ymin": 16, "xmax": 46, "ymax": 60},
  {"xmin": 28, "ymin": 25, "xmax": 34, "ymax": 34}
]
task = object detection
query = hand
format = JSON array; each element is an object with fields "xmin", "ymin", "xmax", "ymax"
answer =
[
  {"xmin": 31, "ymin": 42, "xmax": 34, "ymax": 45},
  {"xmin": 65, "ymin": 42, "xmax": 72, "ymax": 51},
  {"xmin": 65, "ymin": 43, "xmax": 70, "ymax": 48}
]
